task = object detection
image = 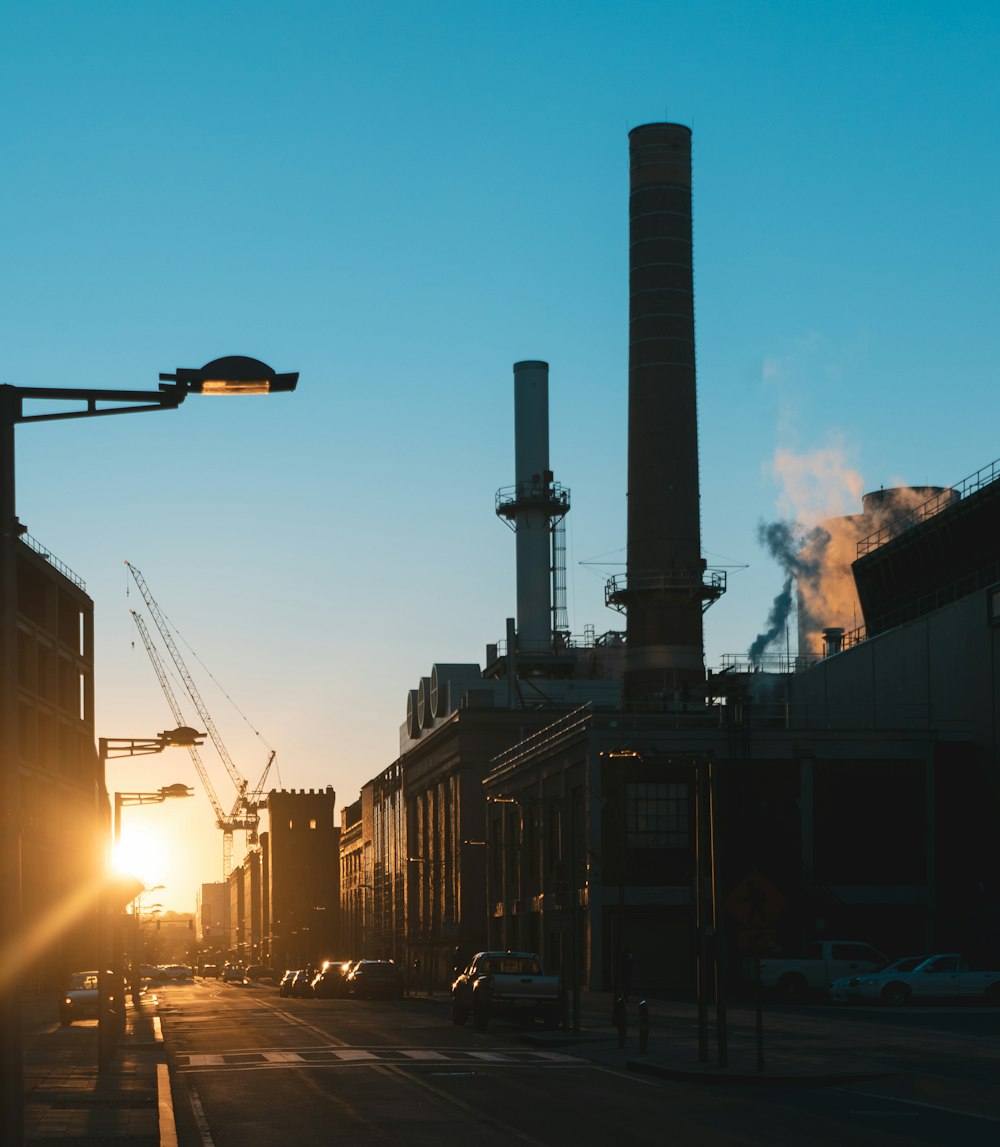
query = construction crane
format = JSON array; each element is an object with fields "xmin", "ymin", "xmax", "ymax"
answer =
[
  {"xmin": 126, "ymin": 562, "xmax": 276, "ymax": 876},
  {"xmin": 129, "ymin": 610, "xmax": 258, "ymax": 877}
]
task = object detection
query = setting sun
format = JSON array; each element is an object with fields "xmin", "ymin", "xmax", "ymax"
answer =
[{"xmin": 113, "ymin": 826, "xmax": 169, "ymax": 891}]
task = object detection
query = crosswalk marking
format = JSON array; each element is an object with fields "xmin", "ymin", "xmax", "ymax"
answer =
[{"xmin": 174, "ymin": 1047, "xmax": 588, "ymax": 1072}]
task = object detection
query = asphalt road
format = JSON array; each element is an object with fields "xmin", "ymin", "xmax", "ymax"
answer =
[{"xmin": 160, "ymin": 981, "xmax": 1000, "ymax": 1146}]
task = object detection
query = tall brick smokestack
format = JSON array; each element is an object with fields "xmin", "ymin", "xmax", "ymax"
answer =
[{"xmin": 621, "ymin": 123, "xmax": 705, "ymax": 703}]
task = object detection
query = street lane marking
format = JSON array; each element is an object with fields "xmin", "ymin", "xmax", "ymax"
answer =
[
  {"xmin": 332, "ymin": 1049, "xmax": 379, "ymax": 1060},
  {"xmin": 467, "ymin": 1051, "xmax": 514, "ymax": 1062},
  {"xmin": 837, "ymin": 1088, "xmax": 1000, "ymax": 1125},
  {"xmin": 262, "ymin": 1051, "xmax": 305, "ymax": 1062},
  {"xmin": 186, "ymin": 1054, "xmax": 226, "ymax": 1066},
  {"xmin": 400, "ymin": 1049, "xmax": 448, "ymax": 1060},
  {"xmin": 188, "ymin": 1082, "xmax": 217, "ymax": 1147}
]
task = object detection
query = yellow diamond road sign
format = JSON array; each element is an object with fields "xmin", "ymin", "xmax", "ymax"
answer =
[{"xmin": 724, "ymin": 870, "xmax": 787, "ymax": 928}]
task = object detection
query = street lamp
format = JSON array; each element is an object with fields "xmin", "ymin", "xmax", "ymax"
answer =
[
  {"xmin": 460, "ymin": 840, "xmax": 491, "ymax": 953},
  {"xmin": 97, "ymin": 730, "xmax": 203, "ymax": 1070},
  {"xmin": 0, "ymin": 357, "xmax": 295, "ymax": 1137},
  {"xmin": 600, "ymin": 747, "xmax": 718, "ymax": 1064},
  {"xmin": 113, "ymin": 784, "xmax": 193, "ymax": 1029}
]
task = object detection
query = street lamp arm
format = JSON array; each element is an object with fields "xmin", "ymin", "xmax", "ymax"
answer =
[
  {"xmin": 100, "ymin": 737, "xmax": 177, "ymax": 760},
  {"xmin": 116, "ymin": 792, "xmax": 172, "ymax": 809},
  {"xmin": 4, "ymin": 384, "xmax": 185, "ymax": 425}
]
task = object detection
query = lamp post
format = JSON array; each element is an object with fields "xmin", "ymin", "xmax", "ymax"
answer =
[
  {"xmin": 600, "ymin": 748, "xmax": 718, "ymax": 1064},
  {"xmin": 461, "ymin": 840, "xmax": 490, "ymax": 951},
  {"xmin": 486, "ymin": 793, "xmax": 581, "ymax": 1033},
  {"xmin": 133, "ymin": 900, "xmax": 162, "ymax": 982},
  {"xmin": 406, "ymin": 857, "xmax": 428, "ymax": 994},
  {"xmin": 0, "ymin": 358, "xmax": 295, "ymax": 1136},
  {"xmin": 112, "ymin": 784, "xmax": 192, "ymax": 1030},
  {"xmin": 98, "ymin": 729, "xmax": 203, "ymax": 1071}
]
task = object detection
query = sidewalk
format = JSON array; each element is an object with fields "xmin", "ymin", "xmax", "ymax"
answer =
[
  {"xmin": 518, "ymin": 991, "xmax": 897, "ymax": 1085},
  {"xmin": 22, "ymin": 992, "xmax": 173, "ymax": 1146}
]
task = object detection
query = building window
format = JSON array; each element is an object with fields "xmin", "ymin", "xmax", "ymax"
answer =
[
  {"xmin": 288, "ymin": 820, "xmax": 294, "ymax": 829},
  {"xmin": 309, "ymin": 819, "xmax": 317, "ymax": 830},
  {"xmin": 626, "ymin": 782, "xmax": 689, "ymax": 848}
]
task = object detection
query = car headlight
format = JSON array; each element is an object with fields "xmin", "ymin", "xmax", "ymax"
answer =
[{"xmin": 62, "ymin": 997, "xmax": 73, "ymax": 1006}]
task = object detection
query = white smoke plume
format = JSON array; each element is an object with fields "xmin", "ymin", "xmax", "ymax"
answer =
[{"xmin": 749, "ymin": 440, "xmax": 865, "ymax": 664}]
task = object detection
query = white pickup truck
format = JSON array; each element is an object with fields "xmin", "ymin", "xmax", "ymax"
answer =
[
  {"xmin": 451, "ymin": 951, "xmax": 562, "ymax": 1030},
  {"xmin": 752, "ymin": 940, "xmax": 887, "ymax": 1001}
]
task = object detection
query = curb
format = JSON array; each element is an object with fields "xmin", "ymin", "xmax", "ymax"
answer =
[
  {"xmin": 519, "ymin": 1031, "xmax": 617, "ymax": 1048},
  {"xmin": 157, "ymin": 1063, "xmax": 179, "ymax": 1147},
  {"xmin": 626, "ymin": 1057, "xmax": 897, "ymax": 1087}
]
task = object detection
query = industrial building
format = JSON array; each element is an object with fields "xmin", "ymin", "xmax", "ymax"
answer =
[{"xmin": 336, "ymin": 121, "xmax": 1000, "ymax": 995}]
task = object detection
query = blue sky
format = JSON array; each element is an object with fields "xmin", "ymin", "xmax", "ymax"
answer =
[{"xmin": 4, "ymin": 1, "xmax": 999, "ymax": 910}]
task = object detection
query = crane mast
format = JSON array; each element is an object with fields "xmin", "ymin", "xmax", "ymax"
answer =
[{"xmin": 126, "ymin": 562, "xmax": 276, "ymax": 877}]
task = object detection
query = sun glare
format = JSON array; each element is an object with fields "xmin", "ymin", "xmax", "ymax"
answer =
[{"xmin": 113, "ymin": 827, "xmax": 169, "ymax": 890}]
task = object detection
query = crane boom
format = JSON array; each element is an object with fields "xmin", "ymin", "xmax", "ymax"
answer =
[
  {"xmin": 126, "ymin": 562, "xmax": 248, "ymax": 801},
  {"xmin": 130, "ymin": 609, "xmax": 258, "ymax": 877},
  {"xmin": 130, "ymin": 610, "xmax": 228, "ymax": 824},
  {"xmin": 126, "ymin": 562, "xmax": 271, "ymax": 877}
]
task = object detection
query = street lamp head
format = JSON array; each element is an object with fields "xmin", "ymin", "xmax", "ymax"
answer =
[
  {"xmin": 159, "ymin": 356, "xmax": 298, "ymax": 396},
  {"xmin": 158, "ymin": 783, "xmax": 194, "ymax": 799},
  {"xmin": 160, "ymin": 726, "xmax": 205, "ymax": 748}
]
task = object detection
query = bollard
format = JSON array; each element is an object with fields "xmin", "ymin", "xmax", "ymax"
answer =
[
  {"xmin": 638, "ymin": 998, "xmax": 649, "ymax": 1053},
  {"xmin": 613, "ymin": 995, "xmax": 627, "ymax": 1049}
]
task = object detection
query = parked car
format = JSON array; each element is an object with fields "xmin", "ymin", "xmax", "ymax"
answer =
[
  {"xmin": 345, "ymin": 960, "xmax": 404, "ymax": 1000},
  {"xmin": 311, "ymin": 960, "xmax": 353, "ymax": 998},
  {"xmin": 827, "ymin": 956, "xmax": 926, "ymax": 1002},
  {"xmin": 289, "ymin": 969, "xmax": 315, "ymax": 998},
  {"xmin": 59, "ymin": 971, "xmax": 100, "ymax": 1026},
  {"xmin": 222, "ymin": 965, "xmax": 245, "ymax": 984},
  {"xmin": 200, "ymin": 964, "xmax": 220, "ymax": 978},
  {"xmin": 159, "ymin": 964, "xmax": 193, "ymax": 980},
  {"xmin": 451, "ymin": 951, "xmax": 562, "ymax": 1030},
  {"xmin": 849, "ymin": 953, "xmax": 1000, "ymax": 1005},
  {"xmin": 279, "ymin": 969, "xmax": 299, "ymax": 998},
  {"xmin": 246, "ymin": 965, "xmax": 278, "ymax": 983}
]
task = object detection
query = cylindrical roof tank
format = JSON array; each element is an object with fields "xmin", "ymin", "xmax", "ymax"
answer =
[
  {"xmin": 406, "ymin": 689, "xmax": 421, "ymax": 741},
  {"xmin": 430, "ymin": 663, "xmax": 482, "ymax": 719},
  {"xmin": 417, "ymin": 676, "xmax": 434, "ymax": 729},
  {"xmin": 861, "ymin": 486, "xmax": 958, "ymax": 517}
]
